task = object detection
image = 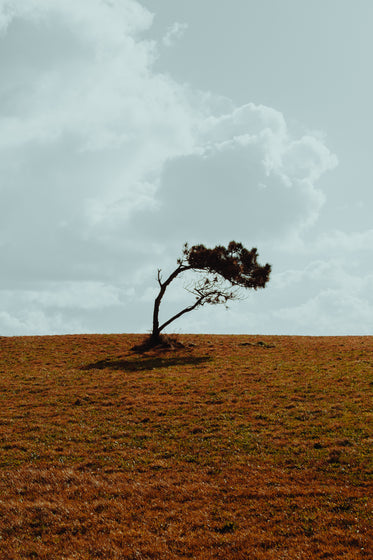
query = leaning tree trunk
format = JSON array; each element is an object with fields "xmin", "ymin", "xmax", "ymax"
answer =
[
  {"xmin": 151, "ymin": 267, "xmax": 208, "ymax": 345},
  {"xmin": 151, "ymin": 265, "xmax": 187, "ymax": 344},
  {"xmin": 151, "ymin": 287, "xmax": 165, "ymax": 344}
]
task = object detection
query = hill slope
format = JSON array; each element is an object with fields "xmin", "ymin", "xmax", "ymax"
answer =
[{"xmin": 0, "ymin": 334, "xmax": 372, "ymax": 559}]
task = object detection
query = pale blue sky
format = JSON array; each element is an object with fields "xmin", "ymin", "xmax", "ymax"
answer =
[{"xmin": 0, "ymin": 0, "xmax": 371, "ymax": 335}]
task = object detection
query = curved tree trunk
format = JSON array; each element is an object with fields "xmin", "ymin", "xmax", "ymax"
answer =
[
  {"xmin": 151, "ymin": 265, "xmax": 189, "ymax": 344},
  {"xmin": 151, "ymin": 282, "xmax": 166, "ymax": 344}
]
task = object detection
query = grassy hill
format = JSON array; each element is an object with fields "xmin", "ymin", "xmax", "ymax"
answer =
[{"xmin": 0, "ymin": 334, "xmax": 372, "ymax": 559}]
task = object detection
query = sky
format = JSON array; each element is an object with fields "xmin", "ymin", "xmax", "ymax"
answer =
[{"xmin": 0, "ymin": 0, "xmax": 372, "ymax": 336}]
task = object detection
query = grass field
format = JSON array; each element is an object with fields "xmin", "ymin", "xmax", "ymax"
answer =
[{"xmin": 0, "ymin": 333, "xmax": 372, "ymax": 559}]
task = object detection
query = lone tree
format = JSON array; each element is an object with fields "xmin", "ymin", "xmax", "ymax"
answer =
[{"xmin": 150, "ymin": 241, "xmax": 271, "ymax": 346}]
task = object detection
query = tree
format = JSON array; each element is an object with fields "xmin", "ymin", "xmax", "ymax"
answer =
[{"xmin": 150, "ymin": 241, "xmax": 271, "ymax": 345}]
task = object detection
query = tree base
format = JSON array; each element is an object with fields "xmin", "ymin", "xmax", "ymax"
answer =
[{"xmin": 131, "ymin": 333, "xmax": 185, "ymax": 353}]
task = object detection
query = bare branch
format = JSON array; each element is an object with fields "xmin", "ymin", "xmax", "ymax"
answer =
[{"xmin": 158, "ymin": 295, "xmax": 205, "ymax": 333}]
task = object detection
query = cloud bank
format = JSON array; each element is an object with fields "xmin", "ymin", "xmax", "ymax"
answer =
[{"xmin": 1, "ymin": 0, "xmax": 370, "ymax": 336}]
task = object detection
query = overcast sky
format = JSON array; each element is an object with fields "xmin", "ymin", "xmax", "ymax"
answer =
[{"xmin": 0, "ymin": 0, "xmax": 372, "ymax": 336}]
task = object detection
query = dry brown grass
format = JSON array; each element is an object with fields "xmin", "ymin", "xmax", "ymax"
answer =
[{"xmin": 0, "ymin": 334, "xmax": 372, "ymax": 559}]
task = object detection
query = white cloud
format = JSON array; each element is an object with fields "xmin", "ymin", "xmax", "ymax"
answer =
[
  {"xmin": 162, "ymin": 22, "xmax": 188, "ymax": 47},
  {"xmin": 273, "ymin": 290, "xmax": 373, "ymax": 335},
  {"xmin": 25, "ymin": 282, "xmax": 127, "ymax": 310},
  {"xmin": 280, "ymin": 135, "xmax": 337, "ymax": 182},
  {"xmin": 0, "ymin": 309, "xmax": 87, "ymax": 336},
  {"xmin": 0, "ymin": 0, "xmax": 153, "ymax": 38},
  {"xmin": 311, "ymin": 228, "xmax": 373, "ymax": 254},
  {"xmin": 135, "ymin": 102, "xmax": 337, "ymax": 248},
  {"xmin": 264, "ymin": 256, "xmax": 373, "ymax": 335},
  {"xmin": 0, "ymin": 281, "xmax": 138, "ymax": 335},
  {"xmin": 0, "ymin": 0, "xmax": 198, "ymax": 286}
]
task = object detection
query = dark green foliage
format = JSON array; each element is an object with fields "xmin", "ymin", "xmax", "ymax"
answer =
[{"xmin": 184, "ymin": 241, "xmax": 271, "ymax": 290}]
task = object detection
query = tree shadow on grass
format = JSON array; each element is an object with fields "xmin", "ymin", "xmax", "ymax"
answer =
[{"xmin": 81, "ymin": 355, "xmax": 211, "ymax": 373}]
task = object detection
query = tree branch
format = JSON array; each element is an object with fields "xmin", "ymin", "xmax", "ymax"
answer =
[{"xmin": 158, "ymin": 296, "xmax": 205, "ymax": 334}]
